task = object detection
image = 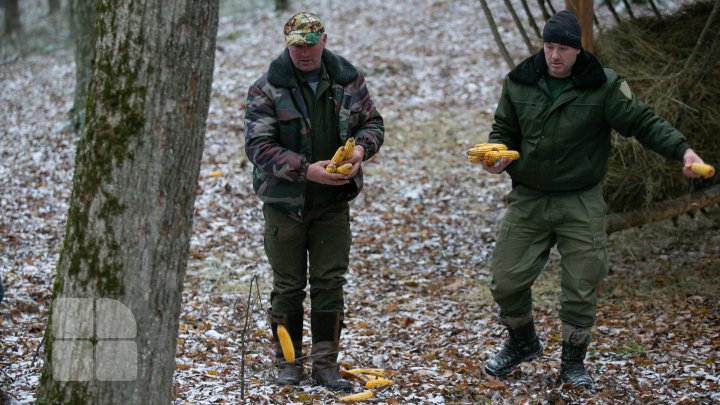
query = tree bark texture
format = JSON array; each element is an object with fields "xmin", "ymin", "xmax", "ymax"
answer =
[
  {"xmin": 36, "ymin": 1, "xmax": 219, "ymax": 404},
  {"xmin": 1, "ymin": 0, "xmax": 21, "ymax": 36},
  {"xmin": 605, "ymin": 184, "xmax": 720, "ymax": 234},
  {"xmin": 69, "ymin": 0, "xmax": 96, "ymax": 130}
]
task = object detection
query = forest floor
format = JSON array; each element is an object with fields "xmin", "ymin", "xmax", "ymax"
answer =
[{"xmin": 1, "ymin": 0, "xmax": 718, "ymax": 404}]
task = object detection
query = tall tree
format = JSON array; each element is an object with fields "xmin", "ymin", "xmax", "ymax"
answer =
[
  {"xmin": 68, "ymin": 0, "xmax": 96, "ymax": 130},
  {"xmin": 1, "ymin": 0, "xmax": 21, "ymax": 36},
  {"xmin": 275, "ymin": 0, "xmax": 289, "ymax": 11},
  {"xmin": 36, "ymin": 1, "xmax": 219, "ymax": 403},
  {"xmin": 48, "ymin": 0, "xmax": 61, "ymax": 15}
]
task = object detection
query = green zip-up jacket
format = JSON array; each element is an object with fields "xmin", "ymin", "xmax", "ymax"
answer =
[
  {"xmin": 489, "ymin": 50, "xmax": 689, "ymax": 192},
  {"xmin": 244, "ymin": 48, "xmax": 384, "ymax": 221}
]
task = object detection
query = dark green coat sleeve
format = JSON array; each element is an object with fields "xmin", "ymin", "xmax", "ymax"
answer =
[{"xmin": 602, "ymin": 71, "xmax": 689, "ymax": 161}]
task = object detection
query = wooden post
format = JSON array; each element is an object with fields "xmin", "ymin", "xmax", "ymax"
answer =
[{"xmin": 566, "ymin": 0, "xmax": 594, "ymax": 51}]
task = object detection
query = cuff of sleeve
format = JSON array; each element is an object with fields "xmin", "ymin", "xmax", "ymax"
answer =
[{"xmin": 298, "ymin": 161, "xmax": 310, "ymax": 183}]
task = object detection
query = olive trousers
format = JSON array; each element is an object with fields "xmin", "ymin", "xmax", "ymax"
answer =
[
  {"xmin": 263, "ymin": 203, "xmax": 351, "ymax": 314},
  {"xmin": 489, "ymin": 183, "xmax": 608, "ymax": 327}
]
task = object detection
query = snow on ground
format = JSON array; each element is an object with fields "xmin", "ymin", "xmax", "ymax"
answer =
[{"xmin": 2, "ymin": 0, "xmax": 718, "ymax": 403}]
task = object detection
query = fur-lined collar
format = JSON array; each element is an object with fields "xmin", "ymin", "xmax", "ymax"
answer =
[
  {"xmin": 267, "ymin": 48, "xmax": 359, "ymax": 88},
  {"xmin": 508, "ymin": 49, "xmax": 607, "ymax": 88}
]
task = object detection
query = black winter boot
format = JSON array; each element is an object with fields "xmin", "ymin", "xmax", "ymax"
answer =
[
  {"xmin": 560, "ymin": 323, "xmax": 593, "ymax": 389},
  {"xmin": 485, "ymin": 314, "xmax": 544, "ymax": 377},
  {"xmin": 269, "ymin": 310, "xmax": 304, "ymax": 385},
  {"xmin": 310, "ymin": 310, "xmax": 352, "ymax": 392}
]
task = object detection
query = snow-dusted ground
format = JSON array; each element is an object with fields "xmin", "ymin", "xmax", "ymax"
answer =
[{"xmin": 2, "ymin": 0, "xmax": 718, "ymax": 403}]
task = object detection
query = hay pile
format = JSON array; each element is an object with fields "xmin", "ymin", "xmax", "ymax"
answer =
[{"xmin": 594, "ymin": 1, "xmax": 720, "ymax": 213}]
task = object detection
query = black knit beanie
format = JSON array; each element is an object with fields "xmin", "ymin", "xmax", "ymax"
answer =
[{"xmin": 542, "ymin": 10, "xmax": 582, "ymax": 49}]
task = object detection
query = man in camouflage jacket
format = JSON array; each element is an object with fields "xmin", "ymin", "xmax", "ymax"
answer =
[{"xmin": 244, "ymin": 11, "xmax": 383, "ymax": 391}]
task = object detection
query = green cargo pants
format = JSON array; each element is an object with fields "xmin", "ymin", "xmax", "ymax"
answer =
[
  {"xmin": 263, "ymin": 203, "xmax": 351, "ymax": 314},
  {"xmin": 489, "ymin": 183, "xmax": 608, "ymax": 327}
]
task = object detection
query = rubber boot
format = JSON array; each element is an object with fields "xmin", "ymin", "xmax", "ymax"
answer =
[
  {"xmin": 268, "ymin": 310, "xmax": 304, "ymax": 385},
  {"xmin": 560, "ymin": 323, "xmax": 593, "ymax": 389},
  {"xmin": 485, "ymin": 313, "xmax": 544, "ymax": 377},
  {"xmin": 310, "ymin": 310, "xmax": 352, "ymax": 392}
]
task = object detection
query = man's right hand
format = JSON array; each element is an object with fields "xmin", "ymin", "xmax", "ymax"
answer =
[{"xmin": 305, "ymin": 160, "xmax": 351, "ymax": 185}]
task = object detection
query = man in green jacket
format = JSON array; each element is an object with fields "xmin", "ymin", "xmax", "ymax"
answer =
[
  {"xmin": 244, "ymin": 11, "xmax": 384, "ymax": 391},
  {"xmin": 480, "ymin": 10, "xmax": 707, "ymax": 388}
]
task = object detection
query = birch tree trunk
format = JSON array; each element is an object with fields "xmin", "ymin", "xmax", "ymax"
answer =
[{"xmin": 36, "ymin": 1, "xmax": 219, "ymax": 403}]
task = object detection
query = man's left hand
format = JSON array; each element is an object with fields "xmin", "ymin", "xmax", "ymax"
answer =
[{"xmin": 682, "ymin": 148, "xmax": 705, "ymax": 178}]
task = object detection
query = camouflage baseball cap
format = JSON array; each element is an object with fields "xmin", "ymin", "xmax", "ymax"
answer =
[{"xmin": 284, "ymin": 11, "xmax": 324, "ymax": 46}]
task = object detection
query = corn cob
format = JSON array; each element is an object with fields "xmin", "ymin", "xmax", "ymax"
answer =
[
  {"xmin": 497, "ymin": 150, "xmax": 520, "ymax": 160},
  {"xmin": 471, "ymin": 143, "xmax": 508, "ymax": 152},
  {"xmin": 340, "ymin": 369, "xmax": 370, "ymax": 385},
  {"xmin": 276, "ymin": 325, "xmax": 295, "ymax": 362},
  {"xmin": 467, "ymin": 154, "xmax": 485, "ymax": 164},
  {"xmin": 336, "ymin": 163, "xmax": 353, "ymax": 175},
  {"xmin": 343, "ymin": 138, "xmax": 355, "ymax": 161},
  {"xmin": 347, "ymin": 368, "xmax": 385, "ymax": 378},
  {"xmin": 325, "ymin": 163, "xmax": 337, "ymax": 173},
  {"xmin": 483, "ymin": 150, "xmax": 500, "ymax": 165},
  {"xmin": 690, "ymin": 162, "xmax": 715, "ymax": 179},
  {"xmin": 331, "ymin": 146, "xmax": 346, "ymax": 164},
  {"xmin": 365, "ymin": 378, "xmax": 394, "ymax": 389},
  {"xmin": 339, "ymin": 391, "xmax": 374, "ymax": 403}
]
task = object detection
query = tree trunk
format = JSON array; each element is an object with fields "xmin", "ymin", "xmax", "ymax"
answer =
[
  {"xmin": 48, "ymin": 0, "xmax": 61, "ymax": 15},
  {"xmin": 566, "ymin": 0, "xmax": 594, "ymax": 51},
  {"xmin": 36, "ymin": 1, "xmax": 219, "ymax": 403},
  {"xmin": 605, "ymin": 184, "xmax": 720, "ymax": 234},
  {"xmin": 1, "ymin": 0, "xmax": 21, "ymax": 36},
  {"xmin": 275, "ymin": 0, "xmax": 289, "ymax": 11},
  {"xmin": 68, "ymin": 0, "xmax": 96, "ymax": 130}
]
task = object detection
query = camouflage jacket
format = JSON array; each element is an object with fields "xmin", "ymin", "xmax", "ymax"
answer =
[{"xmin": 244, "ymin": 48, "xmax": 384, "ymax": 221}]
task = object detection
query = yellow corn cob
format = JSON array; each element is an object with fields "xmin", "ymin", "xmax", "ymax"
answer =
[
  {"xmin": 326, "ymin": 163, "xmax": 337, "ymax": 173},
  {"xmin": 497, "ymin": 150, "xmax": 520, "ymax": 160},
  {"xmin": 690, "ymin": 162, "xmax": 715, "ymax": 178},
  {"xmin": 331, "ymin": 146, "xmax": 346, "ymax": 164},
  {"xmin": 276, "ymin": 325, "xmax": 295, "ymax": 362},
  {"xmin": 339, "ymin": 391, "xmax": 374, "ymax": 403},
  {"xmin": 472, "ymin": 143, "xmax": 508, "ymax": 151},
  {"xmin": 343, "ymin": 138, "xmax": 355, "ymax": 161},
  {"xmin": 347, "ymin": 368, "xmax": 385, "ymax": 378},
  {"xmin": 365, "ymin": 378, "xmax": 394, "ymax": 389},
  {"xmin": 467, "ymin": 154, "xmax": 484, "ymax": 164},
  {"xmin": 483, "ymin": 150, "xmax": 500, "ymax": 165},
  {"xmin": 340, "ymin": 369, "xmax": 369, "ymax": 385},
  {"xmin": 336, "ymin": 163, "xmax": 353, "ymax": 175}
]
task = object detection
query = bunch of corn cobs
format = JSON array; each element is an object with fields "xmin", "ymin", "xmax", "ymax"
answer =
[
  {"xmin": 326, "ymin": 138, "xmax": 355, "ymax": 175},
  {"xmin": 467, "ymin": 143, "xmax": 520, "ymax": 165},
  {"xmin": 276, "ymin": 325, "xmax": 394, "ymax": 403}
]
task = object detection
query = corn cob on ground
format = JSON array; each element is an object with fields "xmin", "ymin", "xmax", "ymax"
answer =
[
  {"xmin": 339, "ymin": 391, "xmax": 374, "ymax": 403},
  {"xmin": 346, "ymin": 368, "xmax": 385, "ymax": 377},
  {"xmin": 365, "ymin": 378, "xmax": 394, "ymax": 389}
]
